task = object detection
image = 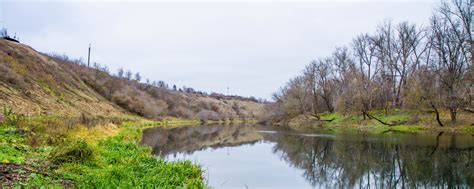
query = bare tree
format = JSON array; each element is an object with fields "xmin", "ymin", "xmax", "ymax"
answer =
[
  {"xmin": 285, "ymin": 76, "xmax": 311, "ymax": 116},
  {"xmin": 125, "ymin": 70, "xmax": 132, "ymax": 80},
  {"xmin": 352, "ymin": 33, "xmax": 379, "ymax": 112},
  {"xmin": 332, "ymin": 46, "xmax": 357, "ymax": 113},
  {"xmin": 0, "ymin": 28, "xmax": 8, "ymax": 37},
  {"xmin": 392, "ymin": 22, "xmax": 425, "ymax": 107},
  {"xmin": 135, "ymin": 72, "xmax": 141, "ymax": 82},
  {"xmin": 317, "ymin": 59, "xmax": 335, "ymax": 112},
  {"xmin": 117, "ymin": 68, "xmax": 124, "ymax": 78},
  {"xmin": 374, "ymin": 21, "xmax": 397, "ymax": 108},
  {"xmin": 264, "ymin": 0, "xmax": 472, "ymax": 126},
  {"xmin": 304, "ymin": 60, "xmax": 320, "ymax": 116},
  {"xmin": 429, "ymin": 1, "xmax": 471, "ymax": 122}
]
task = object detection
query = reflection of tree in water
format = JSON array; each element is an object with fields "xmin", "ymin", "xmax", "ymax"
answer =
[
  {"xmin": 269, "ymin": 133, "xmax": 474, "ymax": 188},
  {"xmin": 141, "ymin": 124, "xmax": 266, "ymax": 156}
]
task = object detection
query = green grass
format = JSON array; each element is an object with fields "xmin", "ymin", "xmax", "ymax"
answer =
[
  {"xmin": 0, "ymin": 124, "xmax": 28, "ymax": 164},
  {"xmin": 54, "ymin": 128, "xmax": 204, "ymax": 188},
  {"xmin": 203, "ymin": 118, "xmax": 257, "ymax": 125},
  {"xmin": 319, "ymin": 112, "xmax": 344, "ymax": 124},
  {"xmin": 288, "ymin": 110, "xmax": 473, "ymax": 135},
  {"xmin": 371, "ymin": 110, "xmax": 411, "ymax": 124},
  {"xmin": 459, "ymin": 125, "xmax": 474, "ymax": 134},
  {"xmin": 1, "ymin": 116, "xmax": 206, "ymax": 188},
  {"xmin": 390, "ymin": 125, "xmax": 425, "ymax": 133},
  {"xmin": 341, "ymin": 111, "xmax": 423, "ymax": 134},
  {"xmin": 158, "ymin": 117, "xmax": 257, "ymax": 127},
  {"xmin": 0, "ymin": 123, "xmax": 65, "ymax": 187}
]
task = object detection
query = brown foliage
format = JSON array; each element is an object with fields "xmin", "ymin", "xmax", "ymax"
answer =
[{"xmin": 265, "ymin": 0, "xmax": 472, "ymax": 124}]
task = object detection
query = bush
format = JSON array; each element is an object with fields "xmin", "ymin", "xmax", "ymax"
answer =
[
  {"xmin": 51, "ymin": 140, "xmax": 94, "ymax": 165},
  {"xmin": 196, "ymin": 110, "xmax": 221, "ymax": 121},
  {"xmin": 170, "ymin": 106, "xmax": 194, "ymax": 118},
  {"xmin": 2, "ymin": 106, "xmax": 25, "ymax": 125}
]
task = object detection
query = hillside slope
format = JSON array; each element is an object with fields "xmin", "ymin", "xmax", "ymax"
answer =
[
  {"xmin": 0, "ymin": 39, "xmax": 264, "ymax": 119},
  {"xmin": 0, "ymin": 39, "xmax": 124, "ymax": 117}
]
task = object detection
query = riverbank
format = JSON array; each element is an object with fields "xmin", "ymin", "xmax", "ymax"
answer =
[
  {"xmin": 277, "ymin": 109, "xmax": 474, "ymax": 135},
  {"xmin": 0, "ymin": 113, "xmax": 254, "ymax": 187}
]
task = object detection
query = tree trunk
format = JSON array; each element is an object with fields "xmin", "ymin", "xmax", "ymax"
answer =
[
  {"xmin": 322, "ymin": 94, "xmax": 334, "ymax": 112},
  {"xmin": 448, "ymin": 88, "xmax": 458, "ymax": 123},
  {"xmin": 312, "ymin": 85, "xmax": 318, "ymax": 116},
  {"xmin": 449, "ymin": 108, "xmax": 457, "ymax": 123}
]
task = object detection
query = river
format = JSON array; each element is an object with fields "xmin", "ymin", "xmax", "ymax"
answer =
[{"xmin": 140, "ymin": 124, "xmax": 474, "ymax": 188}]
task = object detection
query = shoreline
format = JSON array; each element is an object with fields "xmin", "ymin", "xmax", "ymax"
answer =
[
  {"xmin": 269, "ymin": 110, "xmax": 474, "ymax": 135},
  {"xmin": 1, "ymin": 110, "xmax": 472, "ymax": 187},
  {"xmin": 0, "ymin": 115, "xmax": 255, "ymax": 187}
]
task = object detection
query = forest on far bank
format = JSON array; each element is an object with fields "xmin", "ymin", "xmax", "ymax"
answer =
[{"xmin": 262, "ymin": 0, "xmax": 472, "ymax": 127}]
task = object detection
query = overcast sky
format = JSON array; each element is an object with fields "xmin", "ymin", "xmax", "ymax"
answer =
[{"xmin": 1, "ymin": 0, "xmax": 439, "ymax": 99}]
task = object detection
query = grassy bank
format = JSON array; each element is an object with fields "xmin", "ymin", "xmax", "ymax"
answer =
[
  {"xmin": 0, "ymin": 114, "xmax": 210, "ymax": 187},
  {"xmin": 283, "ymin": 109, "xmax": 474, "ymax": 135},
  {"xmin": 159, "ymin": 117, "xmax": 257, "ymax": 126}
]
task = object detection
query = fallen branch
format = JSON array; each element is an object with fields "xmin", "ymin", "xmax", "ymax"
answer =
[
  {"xmin": 430, "ymin": 103, "xmax": 444, "ymax": 127},
  {"xmin": 311, "ymin": 114, "xmax": 321, "ymax": 120},
  {"xmin": 362, "ymin": 110, "xmax": 396, "ymax": 126},
  {"xmin": 421, "ymin": 96, "xmax": 444, "ymax": 127},
  {"xmin": 320, "ymin": 118, "xmax": 335, "ymax": 122},
  {"xmin": 461, "ymin": 108, "xmax": 474, "ymax": 113},
  {"xmin": 310, "ymin": 114, "xmax": 334, "ymax": 122}
]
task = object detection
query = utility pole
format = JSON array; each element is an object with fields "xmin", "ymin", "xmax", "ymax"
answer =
[
  {"xmin": 87, "ymin": 43, "xmax": 91, "ymax": 67},
  {"xmin": 227, "ymin": 87, "xmax": 230, "ymax": 96}
]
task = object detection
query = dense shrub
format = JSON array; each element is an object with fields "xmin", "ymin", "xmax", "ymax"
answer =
[
  {"xmin": 51, "ymin": 140, "xmax": 93, "ymax": 165},
  {"xmin": 196, "ymin": 110, "xmax": 221, "ymax": 121}
]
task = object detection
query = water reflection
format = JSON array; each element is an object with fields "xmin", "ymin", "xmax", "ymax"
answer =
[
  {"xmin": 270, "ymin": 132, "xmax": 474, "ymax": 188},
  {"xmin": 141, "ymin": 124, "xmax": 267, "ymax": 156},
  {"xmin": 141, "ymin": 125, "xmax": 474, "ymax": 188}
]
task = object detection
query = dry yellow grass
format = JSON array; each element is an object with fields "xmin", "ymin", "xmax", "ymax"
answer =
[
  {"xmin": 0, "ymin": 40, "xmax": 126, "ymax": 117},
  {"xmin": 66, "ymin": 123, "xmax": 119, "ymax": 144}
]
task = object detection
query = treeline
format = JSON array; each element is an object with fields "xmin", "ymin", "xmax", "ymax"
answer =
[
  {"xmin": 264, "ymin": 0, "xmax": 472, "ymax": 125},
  {"xmin": 44, "ymin": 53, "xmax": 263, "ymax": 120}
]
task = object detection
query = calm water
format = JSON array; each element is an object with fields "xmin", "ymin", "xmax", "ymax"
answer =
[{"xmin": 140, "ymin": 124, "xmax": 474, "ymax": 188}]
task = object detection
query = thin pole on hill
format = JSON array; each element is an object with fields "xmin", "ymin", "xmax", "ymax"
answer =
[{"xmin": 87, "ymin": 43, "xmax": 91, "ymax": 67}]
